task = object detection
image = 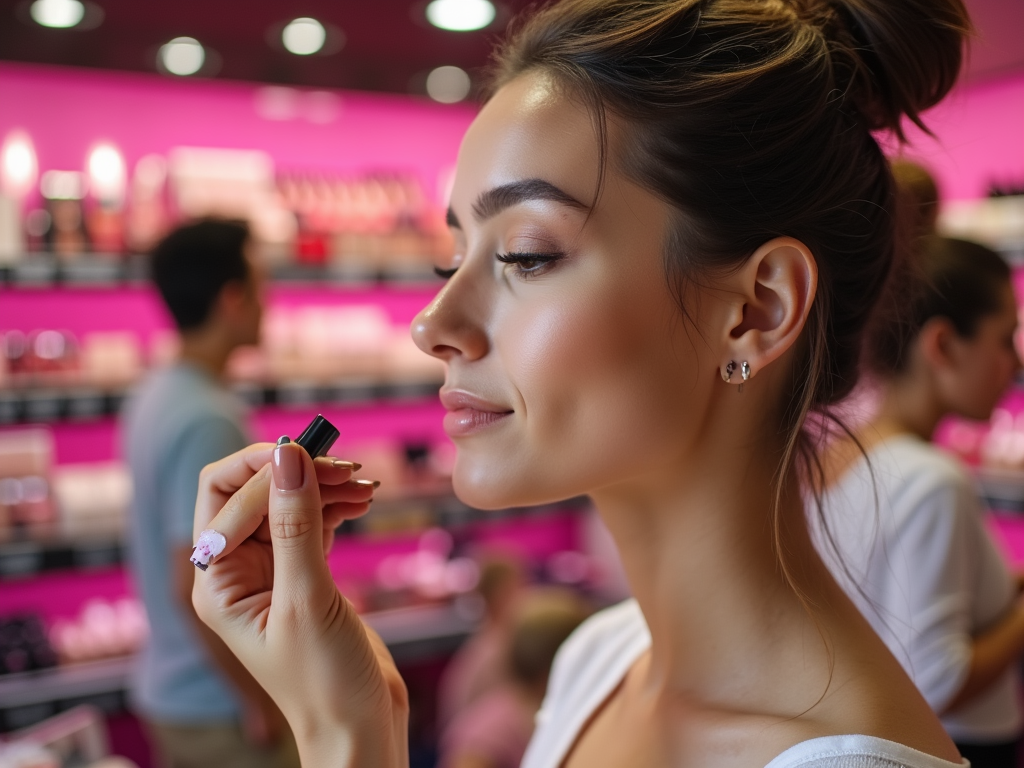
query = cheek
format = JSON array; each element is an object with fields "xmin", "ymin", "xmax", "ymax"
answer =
[
  {"xmin": 959, "ymin": 342, "xmax": 1014, "ymax": 410},
  {"xmin": 498, "ymin": 281, "xmax": 704, "ymax": 485}
]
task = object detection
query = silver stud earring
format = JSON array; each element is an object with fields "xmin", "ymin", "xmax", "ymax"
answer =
[
  {"xmin": 738, "ymin": 361, "xmax": 751, "ymax": 393},
  {"xmin": 722, "ymin": 361, "xmax": 736, "ymax": 383}
]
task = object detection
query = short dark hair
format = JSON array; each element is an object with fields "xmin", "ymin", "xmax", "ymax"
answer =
[
  {"xmin": 151, "ymin": 220, "xmax": 250, "ymax": 331},
  {"xmin": 868, "ymin": 235, "xmax": 1011, "ymax": 376}
]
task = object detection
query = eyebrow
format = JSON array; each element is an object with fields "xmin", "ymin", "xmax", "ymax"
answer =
[{"xmin": 446, "ymin": 178, "xmax": 589, "ymax": 229}]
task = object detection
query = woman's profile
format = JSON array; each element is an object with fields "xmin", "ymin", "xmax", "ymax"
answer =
[{"xmin": 187, "ymin": 1, "xmax": 973, "ymax": 766}]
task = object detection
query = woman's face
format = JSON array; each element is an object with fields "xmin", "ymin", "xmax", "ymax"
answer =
[
  {"xmin": 941, "ymin": 282, "xmax": 1021, "ymax": 421},
  {"xmin": 412, "ymin": 72, "xmax": 723, "ymax": 509}
]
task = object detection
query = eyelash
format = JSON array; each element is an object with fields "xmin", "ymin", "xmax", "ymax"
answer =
[{"xmin": 434, "ymin": 252, "xmax": 564, "ymax": 281}]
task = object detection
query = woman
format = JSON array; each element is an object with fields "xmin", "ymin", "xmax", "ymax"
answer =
[
  {"xmin": 187, "ymin": 1, "xmax": 972, "ymax": 765},
  {"xmin": 817, "ymin": 232, "xmax": 1024, "ymax": 767}
]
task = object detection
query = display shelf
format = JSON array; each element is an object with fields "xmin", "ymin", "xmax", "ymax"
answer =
[
  {"xmin": 0, "ymin": 602, "xmax": 477, "ymax": 731},
  {"xmin": 0, "ymin": 255, "xmax": 440, "ymax": 289},
  {"xmin": 0, "ymin": 378, "xmax": 442, "ymax": 426},
  {"xmin": 975, "ymin": 466, "xmax": 1024, "ymax": 513},
  {"xmin": 0, "ymin": 538, "xmax": 123, "ymax": 580},
  {"xmin": 0, "ymin": 496, "xmax": 589, "ymax": 580}
]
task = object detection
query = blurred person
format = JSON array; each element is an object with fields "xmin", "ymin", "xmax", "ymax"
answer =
[
  {"xmin": 440, "ymin": 589, "xmax": 590, "ymax": 768},
  {"xmin": 438, "ymin": 556, "xmax": 525, "ymax": 730},
  {"xmin": 891, "ymin": 159, "xmax": 941, "ymax": 238},
  {"xmin": 122, "ymin": 220, "xmax": 296, "ymax": 768},
  {"xmin": 818, "ymin": 229, "xmax": 1024, "ymax": 766}
]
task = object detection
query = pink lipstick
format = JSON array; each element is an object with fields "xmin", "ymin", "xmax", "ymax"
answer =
[{"xmin": 440, "ymin": 390, "xmax": 512, "ymax": 437}]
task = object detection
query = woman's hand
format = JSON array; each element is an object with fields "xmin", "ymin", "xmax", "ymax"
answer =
[{"xmin": 190, "ymin": 441, "xmax": 409, "ymax": 768}]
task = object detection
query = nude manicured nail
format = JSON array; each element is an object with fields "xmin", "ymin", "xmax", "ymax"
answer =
[
  {"xmin": 190, "ymin": 529, "xmax": 227, "ymax": 571},
  {"xmin": 354, "ymin": 479, "xmax": 381, "ymax": 489},
  {"xmin": 330, "ymin": 459, "xmax": 362, "ymax": 471},
  {"xmin": 273, "ymin": 443, "xmax": 304, "ymax": 491}
]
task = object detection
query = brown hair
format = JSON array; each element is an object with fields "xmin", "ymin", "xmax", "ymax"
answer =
[
  {"xmin": 868, "ymin": 235, "xmax": 1012, "ymax": 377},
  {"xmin": 508, "ymin": 589, "xmax": 590, "ymax": 688},
  {"xmin": 891, "ymin": 160, "xmax": 941, "ymax": 238},
  {"xmin": 490, "ymin": 0, "xmax": 969, "ymax": 600}
]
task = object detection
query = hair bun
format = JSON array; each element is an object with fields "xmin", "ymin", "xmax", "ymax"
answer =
[{"xmin": 826, "ymin": 0, "xmax": 970, "ymax": 138}]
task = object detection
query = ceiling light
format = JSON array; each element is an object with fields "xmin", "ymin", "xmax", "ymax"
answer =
[
  {"xmin": 426, "ymin": 0, "xmax": 495, "ymax": 31},
  {"xmin": 426, "ymin": 66, "xmax": 471, "ymax": 103},
  {"xmin": 160, "ymin": 37, "xmax": 205, "ymax": 76},
  {"xmin": 282, "ymin": 17, "xmax": 326, "ymax": 55},
  {"xmin": 29, "ymin": 0, "xmax": 85, "ymax": 28}
]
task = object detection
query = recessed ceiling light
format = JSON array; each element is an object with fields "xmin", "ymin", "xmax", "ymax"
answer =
[
  {"xmin": 30, "ymin": 0, "xmax": 85, "ymax": 28},
  {"xmin": 160, "ymin": 37, "xmax": 205, "ymax": 76},
  {"xmin": 426, "ymin": 0, "xmax": 495, "ymax": 32},
  {"xmin": 426, "ymin": 66, "xmax": 472, "ymax": 103},
  {"xmin": 282, "ymin": 17, "xmax": 326, "ymax": 55}
]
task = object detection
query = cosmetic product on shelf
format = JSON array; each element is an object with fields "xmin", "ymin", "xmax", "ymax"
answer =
[
  {"xmin": 0, "ymin": 428, "xmax": 56, "ymax": 539},
  {"xmin": 0, "ymin": 613, "xmax": 58, "ymax": 676},
  {"xmin": 47, "ymin": 598, "xmax": 148, "ymax": 665},
  {"xmin": 51, "ymin": 463, "xmax": 132, "ymax": 539},
  {"xmin": 39, "ymin": 172, "xmax": 90, "ymax": 258}
]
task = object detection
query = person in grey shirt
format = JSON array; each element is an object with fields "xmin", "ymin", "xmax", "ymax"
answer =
[{"xmin": 122, "ymin": 219, "xmax": 297, "ymax": 768}]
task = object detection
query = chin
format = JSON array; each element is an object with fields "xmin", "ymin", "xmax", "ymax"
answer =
[{"xmin": 451, "ymin": 455, "xmax": 579, "ymax": 511}]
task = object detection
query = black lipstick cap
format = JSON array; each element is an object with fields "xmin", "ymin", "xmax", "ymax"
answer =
[{"xmin": 295, "ymin": 414, "xmax": 340, "ymax": 459}]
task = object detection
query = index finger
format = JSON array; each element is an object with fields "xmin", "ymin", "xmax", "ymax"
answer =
[
  {"xmin": 193, "ymin": 443, "xmax": 275, "ymax": 543},
  {"xmin": 192, "ymin": 444, "xmax": 362, "ymax": 567}
]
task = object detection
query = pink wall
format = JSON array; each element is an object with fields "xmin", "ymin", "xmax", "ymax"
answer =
[
  {"xmin": 0, "ymin": 62, "xmax": 475, "ymax": 203},
  {"xmin": 897, "ymin": 71, "xmax": 1024, "ymax": 201},
  {"xmin": 2, "ymin": 62, "xmax": 1020, "ymax": 206},
  {"xmin": 0, "ymin": 284, "xmax": 439, "ymax": 347}
]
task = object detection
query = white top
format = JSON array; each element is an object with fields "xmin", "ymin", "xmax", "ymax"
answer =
[
  {"xmin": 815, "ymin": 434, "xmax": 1022, "ymax": 742},
  {"xmin": 522, "ymin": 600, "xmax": 969, "ymax": 768}
]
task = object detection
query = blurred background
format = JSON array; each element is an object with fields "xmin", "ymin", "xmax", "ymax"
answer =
[{"xmin": 0, "ymin": 0, "xmax": 1021, "ymax": 766}]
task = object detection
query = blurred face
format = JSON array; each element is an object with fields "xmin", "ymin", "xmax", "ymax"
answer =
[
  {"xmin": 939, "ymin": 282, "xmax": 1021, "ymax": 421},
  {"xmin": 235, "ymin": 246, "xmax": 265, "ymax": 347},
  {"xmin": 411, "ymin": 72, "xmax": 721, "ymax": 510}
]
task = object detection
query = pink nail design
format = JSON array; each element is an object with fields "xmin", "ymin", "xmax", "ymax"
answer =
[{"xmin": 190, "ymin": 529, "xmax": 227, "ymax": 571}]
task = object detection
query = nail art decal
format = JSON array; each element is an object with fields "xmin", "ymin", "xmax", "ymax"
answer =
[{"xmin": 190, "ymin": 529, "xmax": 227, "ymax": 571}]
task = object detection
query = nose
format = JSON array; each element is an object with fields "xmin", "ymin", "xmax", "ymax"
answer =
[{"xmin": 411, "ymin": 279, "xmax": 489, "ymax": 363}]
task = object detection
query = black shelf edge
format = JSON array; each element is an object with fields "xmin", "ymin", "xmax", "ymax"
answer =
[
  {"xmin": 0, "ymin": 497, "xmax": 590, "ymax": 581},
  {"xmin": 0, "ymin": 603, "xmax": 479, "ymax": 731},
  {"xmin": 0, "ymin": 255, "xmax": 441, "ymax": 289},
  {"xmin": 0, "ymin": 379, "xmax": 442, "ymax": 425}
]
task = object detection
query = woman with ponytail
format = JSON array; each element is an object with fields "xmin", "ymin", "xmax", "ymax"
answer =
[
  {"xmin": 818, "ymin": 163, "xmax": 1023, "ymax": 767},
  {"xmin": 187, "ymin": 1, "xmax": 973, "ymax": 765}
]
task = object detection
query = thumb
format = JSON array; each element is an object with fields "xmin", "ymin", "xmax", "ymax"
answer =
[{"xmin": 269, "ymin": 440, "xmax": 331, "ymax": 601}]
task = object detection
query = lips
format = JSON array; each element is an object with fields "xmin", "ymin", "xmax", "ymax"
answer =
[{"xmin": 440, "ymin": 389, "xmax": 513, "ymax": 437}]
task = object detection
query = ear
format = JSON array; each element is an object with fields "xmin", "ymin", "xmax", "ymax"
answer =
[
  {"xmin": 718, "ymin": 237, "xmax": 817, "ymax": 386},
  {"xmin": 917, "ymin": 316, "xmax": 960, "ymax": 372},
  {"xmin": 215, "ymin": 280, "xmax": 247, "ymax": 320}
]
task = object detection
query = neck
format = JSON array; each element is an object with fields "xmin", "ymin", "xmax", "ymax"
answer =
[
  {"xmin": 872, "ymin": 372, "xmax": 944, "ymax": 442},
  {"xmin": 591, "ymin": 415, "xmax": 846, "ymax": 714},
  {"xmin": 179, "ymin": 330, "xmax": 233, "ymax": 380}
]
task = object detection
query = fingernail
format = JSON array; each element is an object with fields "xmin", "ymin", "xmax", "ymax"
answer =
[
  {"xmin": 354, "ymin": 479, "xmax": 381, "ymax": 489},
  {"xmin": 190, "ymin": 529, "xmax": 227, "ymax": 571},
  {"xmin": 330, "ymin": 459, "xmax": 362, "ymax": 471},
  {"xmin": 273, "ymin": 443, "xmax": 304, "ymax": 491},
  {"xmin": 277, "ymin": 435, "xmax": 291, "ymax": 447}
]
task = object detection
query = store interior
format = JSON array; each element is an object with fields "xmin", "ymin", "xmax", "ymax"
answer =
[{"xmin": 0, "ymin": 0, "xmax": 1023, "ymax": 766}]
